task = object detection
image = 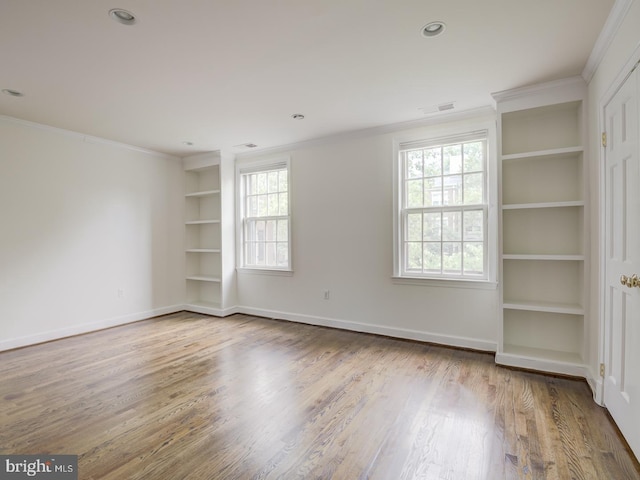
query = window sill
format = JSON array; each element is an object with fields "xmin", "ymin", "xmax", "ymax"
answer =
[
  {"xmin": 392, "ymin": 276, "xmax": 497, "ymax": 290},
  {"xmin": 237, "ymin": 267, "xmax": 293, "ymax": 277}
]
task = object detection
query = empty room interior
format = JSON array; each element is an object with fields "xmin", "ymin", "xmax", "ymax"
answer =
[{"xmin": 2, "ymin": 1, "xmax": 640, "ymax": 478}]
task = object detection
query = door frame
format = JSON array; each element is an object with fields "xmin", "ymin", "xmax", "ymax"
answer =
[{"xmin": 598, "ymin": 43, "xmax": 640, "ymax": 405}]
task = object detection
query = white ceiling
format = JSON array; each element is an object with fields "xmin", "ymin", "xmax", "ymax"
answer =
[{"xmin": 0, "ymin": 0, "xmax": 615, "ymax": 157}]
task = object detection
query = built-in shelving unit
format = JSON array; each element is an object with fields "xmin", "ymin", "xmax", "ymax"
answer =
[
  {"xmin": 493, "ymin": 77, "xmax": 588, "ymax": 376},
  {"xmin": 183, "ymin": 152, "xmax": 237, "ymax": 316}
]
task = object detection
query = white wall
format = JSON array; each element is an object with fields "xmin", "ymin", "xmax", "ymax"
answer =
[
  {"xmin": 586, "ymin": 0, "xmax": 640, "ymax": 381},
  {"xmin": 236, "ymin": 115, "xmax": 499, "ymax": 351},
  {"xmin": 0, "ymin": 116, "xmax": 184, "ymax": 350}
]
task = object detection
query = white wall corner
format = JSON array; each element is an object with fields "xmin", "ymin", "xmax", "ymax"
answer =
[{"xmin": 182, "ymin": 151, "xmax": 222, "ymax": 171}]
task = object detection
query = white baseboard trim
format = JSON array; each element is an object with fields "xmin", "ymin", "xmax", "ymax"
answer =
[
  {"xmin": 236, "ymin": 306, "xmax": 497, "ymax": 352},
  {"xmin": 183, "ymin": 304, "xmax": 240, "ymax": 317},
  {"xmin": 0, "ymin": 304, "xmax": 184, "ymax": 352},
  {"xmin": 587, "ymin": 367, "xmax": 604, "ymax": 405},
  {"xmin": 495, "ymin": 352, "xmax": 589, "ymax": 379}
]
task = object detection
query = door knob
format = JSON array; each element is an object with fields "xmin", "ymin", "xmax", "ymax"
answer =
[{"xmin": 620, "ymin": 274, "xmax": 640, "ymax": 288}]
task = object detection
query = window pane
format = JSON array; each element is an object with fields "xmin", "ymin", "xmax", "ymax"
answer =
[
  {"xmin": 443, "ymin": 145, "xmax": 462, "ymax": 175},
  {"xmin": 278, "ymin": 193, "xmax": 288, "ymax": 215},
  {"xmin": 277, "ymin": 243, "xmax": 289, "ymax": 266},
  {"xmin": 443, "ymin": 211, "xmax": 461, "ymax": 241},
  {"xmin": 246, "ymin": 241, "xmax": 255, "ymax": 265},
  {"xmin": 257, "ymin": 194, "xmax": 268, "ymax": 216},
  {"xmin": 278, "ymin": 170, "xmax": 288, "ymax": 192},
  {"xmin": 443, "ymin": 242, "xmax": 461, "ymax": 274},
  {"xmin": 464, "ymin": 173, "xmax": 483, "ymax": 205},
  {"xmin": 424, "ymin": 243, "xmax": 441, "ymax": 272},
  {"xmin": 255, "ymin": 220, "xmax": 265, "ymax": 242},
  {"xmin": 268, "ymin": 171, "xmax": 279, "ymax": 193},
  {"xmin": 407, "ymin": 213, "xmax": 422, "ymax": 241},
  {"xmin": 267, "ymin": 193, "xmax": 279, "ymax": 215},
  {"xmin": 424, "ymin": 177, "xmax": 442, "ymax": 206},
  {"xmin": 256, "ymin": 173, "xmax": 267, "ymax": 194},
  {"xmin": 464, "ymin": 141, "xmax": 484, "ymax": 172},
  {"xmin": 464, "ymin": 242, "xmax": 484, "ymax": 274},
  {"xmin": 423, "ymin": 212, "xmax": 441, "ymax": 241},
  {"xmin": 406, "ymin": 179, "xmax": 423, "ymax": 207},
  {"xmin": 277, "ymin": 220, "xmax": 288, "ymax": 242},
  {"xmin": 247, "ymin": 174, "xmax": 257, "ymax": 195},
  {"xmin": 265, "ymin": 220, "xmax": 276, "ymax": 241},
  {"xmin": 266, "ymin": 242, "xmax": 276, "ymax": 265},
  {"xmin": 406, "ymin": 150, "xmax": 423, "ymax": 179},
  {"xmin": 424, "ymin": 147, "xmax": 442, "ymax": 177},
  {"xmin": 464, "ymin": 210, "xmax": 483, "ymax": 241},
  {"xmin": 256, "ymin": 242, "xmax": 265, "ymax": 265},
  {"xmin": 442, "ymin": 175, "xmax": 462, "ymax": 205},
  {"xmin": 247, "ymin": 195, "xmax": 258, "ymax": 216},
  {"xmin": 241, "ymin": 165, "xmax": 290, "ymax": 270},
  {"xmin": 406, "ymin": 242, "xmax": 423, "ymax": 271},
  {"xmin": 398, "ymin": 134, "xmax": 487, "ymax": 280}
]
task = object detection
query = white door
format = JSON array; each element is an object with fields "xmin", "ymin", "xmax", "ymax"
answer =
[{"xmin": 603, "ymin": 64, "xmax": 640, "ymax": 458}]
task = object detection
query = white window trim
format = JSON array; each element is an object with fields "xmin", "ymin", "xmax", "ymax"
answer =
[
  {"xmin": 392, "ymin": 118, "xmax": 498, "ymax": 286},
  {"xmin": 236, "ymin": 156, "xmax": 292, "ymax": 274}
]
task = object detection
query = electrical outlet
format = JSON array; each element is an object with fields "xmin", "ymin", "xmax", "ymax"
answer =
[
  {"xmin": 324, "ymin": 290, "xmax": 330, "ymax": 300},
  {"xmin": 117, "ymin": 288, "xmax": 125, "ymax": 298}
]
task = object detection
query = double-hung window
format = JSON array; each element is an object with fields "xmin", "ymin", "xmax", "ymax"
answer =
[
  {"xmin": 238, "ymin": 160, "xmax": 291, "ymax": 271},
  {"xmin": 397, "ymin": 132, "xmax": 489, "ymax": 281}
]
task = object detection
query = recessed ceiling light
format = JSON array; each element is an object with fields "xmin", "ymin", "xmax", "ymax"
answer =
[
  {"xmin": 233, "ymin": 143, "xmax": 258, "ymax": 149},
  {"xmin": 109, "ymin": 8, "xmax": 136, "ymax": 25},
  {"xmin": 421, "ymin": 21, "xmax": 446, "ymax": 38},
  {"xmin": 292, "ymin": 114, "xmax": 305, "ymax": 120},
  {"xmin": 2, "ymin": 89, "xmax": 24, "ymax": 97}
]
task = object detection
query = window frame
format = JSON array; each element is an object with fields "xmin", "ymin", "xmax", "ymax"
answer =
[
  {"xmin": 236, "ymin": 157, "xmax": 292, "ymax": 274},
  {"xmin": 393, "ymin": 120, "xmax": 497, "ymax": 288}
]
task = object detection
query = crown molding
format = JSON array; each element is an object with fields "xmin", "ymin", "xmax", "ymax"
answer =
[
  {"xmin": 235, "ymin": 105, "xmax": 496, "ymax": 159},
  {"xmin": 491, "ymin": 76, "xmax": 586, "ymax": 105},
  {"xmin": 582, "ymin": 0, "xmax": 635, "ymax": 83}
]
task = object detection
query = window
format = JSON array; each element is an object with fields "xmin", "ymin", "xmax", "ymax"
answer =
[
  {"xmin": 396, "ymin": 132, "xmax": 489, "ymax": 281},
  {"xmin": 238, "ymin": 160, "xmax": 291, "ymax": 271}
]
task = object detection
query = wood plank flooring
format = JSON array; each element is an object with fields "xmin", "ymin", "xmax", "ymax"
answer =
[{"xmin": 1, "ymin": 312, "xmax": 638, "ymax": 479}]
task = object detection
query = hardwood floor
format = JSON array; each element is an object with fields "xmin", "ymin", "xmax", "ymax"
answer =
[{"xmin": 1, "ymin": 312, "xmax": 638, "ymax": 479}]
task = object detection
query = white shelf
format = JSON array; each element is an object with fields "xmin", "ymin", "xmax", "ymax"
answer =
[
  {"xmin": 186, "ymin": 275, "xmax": 221, "ymax": 283},
  {"xmin": 503, "ymin": 300, "xmax": 584, "ymax": 315},
  {"xmin": 502, "ymin": 254, "xmax": 584, "ymax": 261},
  {"xmin": 186, "ymin": 249, "xmax": 221, "ymax": 253},
  {"xmin": 496, "ymin": 83, "xmax": 587, "ymax": 377},
  {"xmin": 185, "ymin": 189, "xmax": 220, "ymax": 198},
  {"xmin": 502, "ymin": 146, "xmax": 583, "ymax": 162},
  {"xmin": 502, "ymin": 200, "xmax": 584, "ymax": 210},
  {"xmin": 185, "ymin": 219, "xmax": 220, "ymax": 225}
]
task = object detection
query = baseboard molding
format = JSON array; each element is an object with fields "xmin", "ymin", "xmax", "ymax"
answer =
[
  {"xmin": 183, "ymin": 304, "xmax": 240, "ymax": 317},
  {"xmin": 236, "ymin": 306, "xmax": 497, "ymax": 352},
  {"xmin": 0, "ymin": 304, "xmax": 184, "ymax": 352},
  {"xmin": 495, "ymin": 352, "xmax": 589, "ymax": 380},
  {"xmin": 588, "ymin": 368, "xmax": 605, "ymax": 405}
]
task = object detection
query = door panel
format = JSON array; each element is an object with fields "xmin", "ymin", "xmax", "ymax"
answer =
[{"xmin": 604, "ymin": 66, "xmax": 640, "ymax": 458}]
